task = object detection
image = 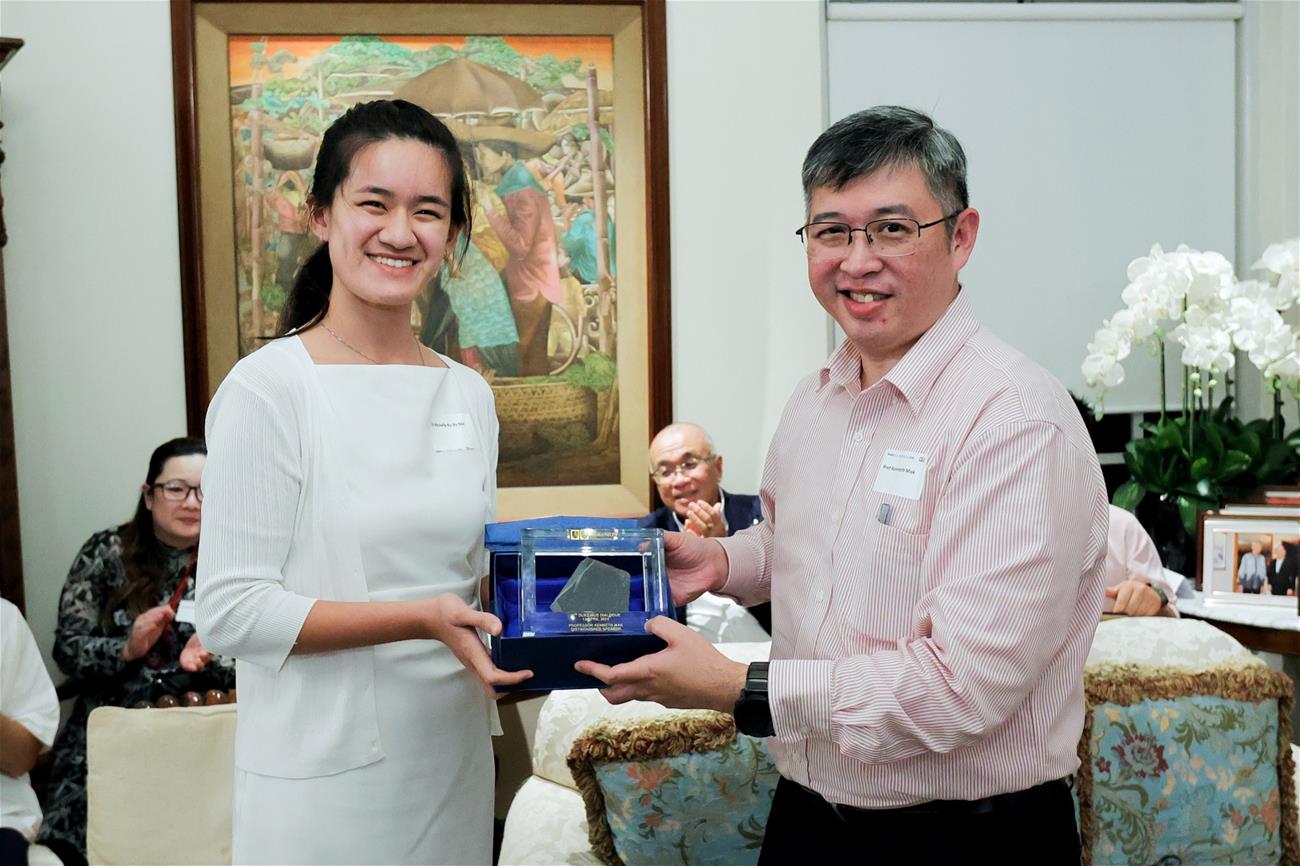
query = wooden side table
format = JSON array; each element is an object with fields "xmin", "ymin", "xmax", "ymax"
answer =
[{"xmin": 1176, "ymin": 592, "xmax": 1300, "ymax": 655}]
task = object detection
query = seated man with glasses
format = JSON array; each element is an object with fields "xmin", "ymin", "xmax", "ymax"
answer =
[
  {"xmin": 640, "ymin": 423, "xmax": 771, "ymax": 638},
  {"xmin": 578, "ymin": 106, "xmax": 1106, "ymax": 864}
]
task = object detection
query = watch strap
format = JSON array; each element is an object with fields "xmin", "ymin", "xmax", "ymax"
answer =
[{"xmin": 734, "ymin": 662, "xmax": 773, "ymax": 738}]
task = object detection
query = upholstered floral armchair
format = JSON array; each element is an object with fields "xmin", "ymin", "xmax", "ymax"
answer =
[{"xmin": 499, "ymin": 621, "xmax": 1299, "ymax": 866}]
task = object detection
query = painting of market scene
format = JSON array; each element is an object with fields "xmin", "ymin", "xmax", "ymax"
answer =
[{"xmin": 227, "ymin": 34, "xmax": 620, "ymax": 487}]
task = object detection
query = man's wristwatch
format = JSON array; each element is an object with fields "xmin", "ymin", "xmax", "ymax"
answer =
[
  {"xmin": 733, "ymin": 662, "xmax": 774, "ymax": 738},
  {"xmin": 1148, "ymin": 581, "xmax": 1169, "ymax": 608}
]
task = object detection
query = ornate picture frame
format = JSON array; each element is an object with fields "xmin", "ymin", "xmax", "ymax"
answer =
[{"xmin": 170, "ymin": 0, "xmax": 671, "ymax": 517}]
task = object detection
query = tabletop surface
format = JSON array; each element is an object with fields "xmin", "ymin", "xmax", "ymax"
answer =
[{"xmin": 1177, "ymin": 591, "xmax": 1300, "ymax": 632}]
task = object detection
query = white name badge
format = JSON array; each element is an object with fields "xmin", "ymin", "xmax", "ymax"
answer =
[
  {"xmin": 872, "ymin": 450, "xmax": 928, "ymax": 500},
  {"xmin": 431, "ymin": 413, "xmax": 476, "ymax": 452},
  {"xmin": 174, "ymin": 598, "xmax": 196, "ymax": 625}
]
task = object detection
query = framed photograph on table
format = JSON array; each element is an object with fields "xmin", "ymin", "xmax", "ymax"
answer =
[
  {"xmin": 1197, "ymin": 512, "xmax": 1300, "ymax": 610},
  {"xmin": 170, "ymin": 0, "xmax": 671, "ymax": 518}
]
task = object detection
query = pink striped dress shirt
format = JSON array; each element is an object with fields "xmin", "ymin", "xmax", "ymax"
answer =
[{"xmin": 717, "ymin": 292, "xmax": 1109, "ymax": 809}]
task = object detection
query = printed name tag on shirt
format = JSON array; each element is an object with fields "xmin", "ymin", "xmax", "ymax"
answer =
[
  {"xmin": 174, "ymin": 598, "xmax": 196, "ymax": 625},
  {"xmin": 431, "ymin": 413, "xmax": 476, "ymax": 452},
  {"xmin": 872, "ymin": 450, "xmax": 928, "ymax": 500}
]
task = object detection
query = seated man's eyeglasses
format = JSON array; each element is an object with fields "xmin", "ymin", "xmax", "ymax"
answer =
[
  {"xmin": 152, "ymin": 481, "xmax": 203, "ymax": 502},
  {"xmin": 651, "ymin": 453, "xmax": 716, "ymax": 482},
  {"xmin": 795, "ymin": 211, "xmax": 962, "ymax": 260}
]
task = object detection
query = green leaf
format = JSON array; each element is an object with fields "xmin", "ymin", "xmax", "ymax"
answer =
[
  {"xmin": 1154, "ymin": 420, "xmax": 1183, "ymax": 451},
  {"xmin": 1213, "ymin": 395, "xmax": 1236, "ymax": 422},
  {"xmin": 1124, "ymin": 445, "xmax": 1163, "ymax": 491},
  {"xmin": 1231, "ymin": 429, "xmax": 1261, "ymax": 461},
  {"xmin": 1256, "ymin": 437, "xmax": 1300, "ymax": 483},
  {"xmin": 1221, "ymin": 449, "xmax": 1252, "ymax": 478},
  {"xmin": 1175, "ymin": 495, "xmax": 1210, "ymax": 536},
  {"xmin": 1112, "ymin": 481, "xmax": 1145, "ymax": 512},
  {"xmin": 1189, "ymin": 456, "xmax": 1213, "ymax": 481},
  {"xmin": 1202, "ymin": 421, "xmax": 1225, "ymax": 460},
  {"xmin": 1243, "ymin": 417, "xmax": 1271, "ymax": 437}
]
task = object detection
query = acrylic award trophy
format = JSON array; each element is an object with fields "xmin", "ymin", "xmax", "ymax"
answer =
[{"xmin": 489, "ymin": 525, "xmax": 671, "ymax": 690}]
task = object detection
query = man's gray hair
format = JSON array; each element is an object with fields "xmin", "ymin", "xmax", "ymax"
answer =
[{"xmin": 801, "ymin": 106, "xmax": 969, "ymax": 236}]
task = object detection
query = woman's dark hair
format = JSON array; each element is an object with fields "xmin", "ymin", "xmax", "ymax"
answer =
[
  {"xmin": 105, "ymin": 437, "xmax": 207, "ymax": 627},
  {"xmin": 278, "ymin": 99, "xmax": 473, "ymax": 335}
]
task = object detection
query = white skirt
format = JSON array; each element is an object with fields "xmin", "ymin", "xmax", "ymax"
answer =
[{"xmin": 232, "ymin": 641, "xmax": 494, "ymax": 866}]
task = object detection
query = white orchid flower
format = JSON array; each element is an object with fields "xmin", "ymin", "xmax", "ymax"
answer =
[
  {"xmin": 1252, "ymin": 238, "xmax": 1300, "ymax": 311},
  {"xmin": 1088, "ymin": 322, "xmax": 1132, "ymax": 361},
  {"xmin": 1082, "ymin": 352, "xmax": 1125, "ymax": 388}
]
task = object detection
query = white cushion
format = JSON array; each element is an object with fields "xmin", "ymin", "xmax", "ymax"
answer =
[
  {"xmin": 687, "ymin": 593, "xmax": 771, "ymax": 644},
  {"xmin": 86, "ymin": 704, "xmax": 236, "ymax": 865},
  {"xmin": 1087, "ymin": 617, "xmax": 1260, "ymax": 669},
  {"xmin": 529, "ymin": 641, "xmax": 771, "ymax": 790},
  {"xmin": 498, "ymin": 777, "xmax": 601, "ymax": 866},
  {"xmin": 27, "ymin": 845, "xmax": 62, "ymax": 866}
]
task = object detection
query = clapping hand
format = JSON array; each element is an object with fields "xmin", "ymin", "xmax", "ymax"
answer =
[
  {"xmin": 122, "ymin": 604, "xmax": 175, "ymax": 662},
  {"xmin": 179, "ymin": 633, "xmax": 214, "ymax": 672},
  {"xmin": 684, "ymin": 501, "xmax": 726, "ymax": 538}
]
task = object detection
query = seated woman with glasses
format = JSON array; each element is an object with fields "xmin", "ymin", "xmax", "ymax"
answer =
[{"xmin": 37, "ymin": 437, "xmax": 233, "ymax": 866}]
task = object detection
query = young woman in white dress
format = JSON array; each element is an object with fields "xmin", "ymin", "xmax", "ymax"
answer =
[{"xmin": 197, "ymin": 99, "xmax": 532, "ymax": 866}]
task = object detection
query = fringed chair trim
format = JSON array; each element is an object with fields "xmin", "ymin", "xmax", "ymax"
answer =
[{"xmin": 566, "ymin": 711, "xmax": 736, "ymax": 866}]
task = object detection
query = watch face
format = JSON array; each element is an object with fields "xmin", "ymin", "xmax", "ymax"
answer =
[{"xmin": 734, "ymin": 693, "xmax": 773, "ymax": 738}]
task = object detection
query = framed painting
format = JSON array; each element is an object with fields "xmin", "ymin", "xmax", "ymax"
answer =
[{"xmin": 170, "ymin": 0, "xmax": 671, "ymax": 518}]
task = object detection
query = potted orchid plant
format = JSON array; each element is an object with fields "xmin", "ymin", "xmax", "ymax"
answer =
[{"xmin": 1082, "ymin": 238, "xmax": 1300, "ymax": 573}]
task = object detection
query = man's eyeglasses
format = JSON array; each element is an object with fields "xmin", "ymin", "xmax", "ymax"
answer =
[
  {"xmin": 795, "ymin": 211, "xmax": 962, "ymax": 261},
  {"xmin": 152, "ymin": 481, "xmax": 203, "ymax": 503},
  {"xmin": 651, "ymin": 454, "xmax": 716, "ymax": 482}
]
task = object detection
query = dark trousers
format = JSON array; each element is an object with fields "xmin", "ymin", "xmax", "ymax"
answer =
[{"xmin": 758, "ymin": 776, "xmax": 1081, "ymax": 866}]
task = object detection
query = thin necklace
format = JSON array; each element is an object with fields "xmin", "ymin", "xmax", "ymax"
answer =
[{"xmin": 320, "ymin": 322, "xmax": 426, "ymax": 367}]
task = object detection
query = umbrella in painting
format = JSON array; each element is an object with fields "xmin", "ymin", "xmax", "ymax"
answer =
[
  {"xmin": 394, "ymin": 58, "xmax": 544, "ymax": 118},
  {"xmin": 443, "ymin": 119, "xmax": 556, "ymax": 159},
  {"xmin": 539, "ymin": 88, "xmax": 613, "ymax": 132}
]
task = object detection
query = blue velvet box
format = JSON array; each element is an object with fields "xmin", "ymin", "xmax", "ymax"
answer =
[{"xmin": 487, "ymin": 516, "xmax": 671, "ymax": 692}]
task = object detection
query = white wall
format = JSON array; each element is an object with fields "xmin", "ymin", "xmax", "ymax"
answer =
[
  {"xmin": 3, "ymin": 0, "xmax": 188, "ymax": 665},
  {"xmin": 1237, "ymin": 0, "xmax": 1300, "ymax": 429},
  {"xmin": 665, "ymin": 0, "xmax": 828, "ymax": 490},
  {"xmin": 827, "ymin": 4, "xmax": 1239, "ymax": 413}
]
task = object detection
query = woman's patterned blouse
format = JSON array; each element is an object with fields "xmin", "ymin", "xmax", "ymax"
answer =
[{"xmin": 53, "ymin": 527, "xmax": 232, "ymax": 702}]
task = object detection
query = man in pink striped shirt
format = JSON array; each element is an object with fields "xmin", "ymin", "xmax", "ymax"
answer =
[{"xmin": 577, "ymin": 106, "xmax": 1108, "ymax": 864}]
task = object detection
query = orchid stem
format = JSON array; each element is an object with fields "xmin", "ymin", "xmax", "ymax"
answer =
[
  {"xmin": 1274, "ymin": 384, "xmax": 1284, "ymax": 440},
  {"xmin": 1158, "ymin": 341, "xmax": 1167, "ymax": 423}
]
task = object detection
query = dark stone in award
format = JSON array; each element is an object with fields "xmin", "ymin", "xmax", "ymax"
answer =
[{"xmin": 550, "ymin": 558, "xmax": 631, "ymax": 614}]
